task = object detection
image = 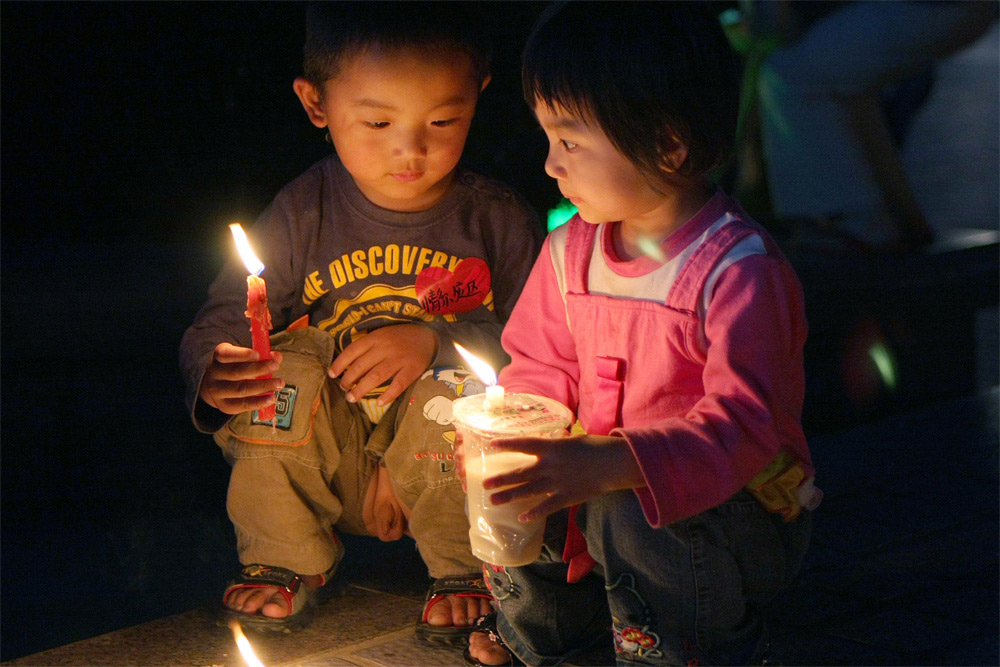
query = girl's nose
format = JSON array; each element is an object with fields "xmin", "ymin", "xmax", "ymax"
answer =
[{"xmin": 544, "ymin": 149, "xmax": 564, "ymax": 179}]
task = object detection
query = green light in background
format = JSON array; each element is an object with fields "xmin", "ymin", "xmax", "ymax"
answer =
[
  {"xmin": 546, "ymin": 198, "xmax": 578, "ymax": 232},
  {"xmin": 868, "ymin": 342, "xmax": 898, "ymax": 391}
]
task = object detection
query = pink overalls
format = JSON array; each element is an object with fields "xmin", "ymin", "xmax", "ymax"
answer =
[{"xmin": 490, "ymin": 198, "xmax": 817, "ymax": 665}]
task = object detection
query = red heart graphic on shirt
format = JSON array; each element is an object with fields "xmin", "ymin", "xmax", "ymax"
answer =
[{"xmin": 415, "ymin": 257, "xmax": 491, "ymax": 315}]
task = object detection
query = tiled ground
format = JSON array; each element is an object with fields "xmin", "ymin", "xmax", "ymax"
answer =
[{"xmin": 5, "ymin": 387, "xmax": 996, "ymax": 667}]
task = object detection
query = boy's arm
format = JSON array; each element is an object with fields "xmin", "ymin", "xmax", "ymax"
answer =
[
  {"xmin": 180, "ymin": 260, "xmax": 260, "ymax": 433},
  {"xmin": 179, "ymin": 203, "xmax": 301, "ymax": 433},
  {"xmin": 616, "ymin": 253, "xmax": 810, "ymax": 527}
]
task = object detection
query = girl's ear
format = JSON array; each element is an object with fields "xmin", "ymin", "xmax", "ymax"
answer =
[
  {"xmin": 294, "ymin": 77, "xmax": 329, "ymax": 129},
  {"xmin": 658, "ymin": 128, "xmax": 689, "ymax": 174}
]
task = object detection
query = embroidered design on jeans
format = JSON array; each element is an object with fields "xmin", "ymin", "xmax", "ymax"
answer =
[
  {"xmin": 483, "ymin": 563, "xmax": 520, "ymax": 601},
  {"xmin": 607, "ymin": 572, "xmax": 663, "ymax": 661}
]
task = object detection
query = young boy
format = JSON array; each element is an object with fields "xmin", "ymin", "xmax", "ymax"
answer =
[{"xmin": 179, "ymin": 2, "xmax": 542, "ymax": 640}]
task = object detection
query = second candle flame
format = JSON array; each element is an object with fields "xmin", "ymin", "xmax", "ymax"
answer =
[
  {"xmin": 454, "ymin": 343, "xmax": 504, "ymax": 410},
  {"xmin": 454, "ymin": 342, "xmax": 498, "ymax": 386}
]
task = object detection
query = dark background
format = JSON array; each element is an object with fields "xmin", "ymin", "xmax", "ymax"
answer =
[{"xmin": 2, "ymin": 2, "xmax": 997, "ymax": 663}]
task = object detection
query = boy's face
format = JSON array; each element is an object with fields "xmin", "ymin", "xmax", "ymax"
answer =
[
  {"xmin": 533, "ymin": 100, "xmax": 669, "ymax": 227},
  {"xmin": 295, "ymin": 47, "xmax": 486, "ymax": 212}
]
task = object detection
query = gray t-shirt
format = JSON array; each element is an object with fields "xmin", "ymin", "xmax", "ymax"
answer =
[{"xmin": 180, "ymin": 155, "xmax": 542, "ymax": 432}]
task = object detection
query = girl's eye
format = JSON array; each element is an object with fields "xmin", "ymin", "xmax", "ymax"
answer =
[
  {"xmin": 363, "ymin": 121, "xmax": 389, "ymax": 129},
  {"xmin": 561, "ymin": 139, "xmax": 579, "ymax": 152},
  {"xmin": 431, "ymin": 118, "xmax": 458, "ymax": 127}
]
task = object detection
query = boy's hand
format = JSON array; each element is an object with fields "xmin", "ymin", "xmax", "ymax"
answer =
[
  {"xmin": 328, "ymin": 324, "xmax": 437, "ymax": 406},
  {"xmin": 482, "ymin": 434, "xmax": 645, "ymax": 522},
  {"xmin": 199, "ymin": 342, "xmax": 285, "ymax": 415}
]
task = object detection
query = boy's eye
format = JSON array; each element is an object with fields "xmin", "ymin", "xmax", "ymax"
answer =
[
  {"xmin": 431, "ymin": 118, "xmax": 458, "ymax": 127},
  {"xmin": 561, "ymin": 139, "xmax": 579, "ymax": 152},
  {"xmin": 363, "ymin": 121, "xmax": 389, "ymax": 129}
]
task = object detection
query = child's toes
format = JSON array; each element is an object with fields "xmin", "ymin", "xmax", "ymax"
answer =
[
  {"xmin": 468, "ymin": 631, "xmax": 511, "ymax": 666},
  {"xmin": 476, "ymin": 595, "xmax": 495, "ymax": 619},
  {"xmin": 260, "ymin": 590, "xmax": 292, "ymax": 618},
  {"xmin": 425, "ymin": 595, "xmax": 455, "ymax": 626}
]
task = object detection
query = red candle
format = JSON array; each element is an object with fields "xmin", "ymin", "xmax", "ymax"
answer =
[
  {"xmin": 246, "ymin": 274, "xmax": 275, "ymax": 421},
  {"xmin": 231, "ymin": 223, "xmax": 276, "ymax": 422}
]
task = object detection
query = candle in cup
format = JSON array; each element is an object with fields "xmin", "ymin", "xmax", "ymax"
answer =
[
  {"xmin": 484, "ymin": 385, "xmax": 504, "ymax": 411},
  {"xmin": 453, "ymin": 391, "xmax": 573, "ymax": 566},
  {"xmin": 454, "ymin": 342, "xmax": 504, "ymax": 410},
  {"xmin": 230, "ymin": 222, "xmax": 276, "ymax": 422}
]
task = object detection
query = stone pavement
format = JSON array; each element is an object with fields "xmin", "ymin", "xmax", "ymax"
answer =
[{"xmin": 5, "ymin": 387, "xmax": 996, "ymax": 667}]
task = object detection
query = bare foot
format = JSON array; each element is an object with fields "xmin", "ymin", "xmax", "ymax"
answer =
[
  {"xmin": 467, "ymin": 629, "xmax": 513, "ymax": 666},
  {"xmin": 225, "ymin": 573, "xmax": 324, "ymax": 618},
  {"xmin": 425, "ymin": 594, "xmax": 494, "ymax": 627}
]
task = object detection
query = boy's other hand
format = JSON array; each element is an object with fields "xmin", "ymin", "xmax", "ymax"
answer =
[
  {"xmin": 199, "ymin": 342, "xmax": 285, "ymax": 415},
  {"xmin": 328, "ymin": 324, "xmax": 436, "ymax": 406}
]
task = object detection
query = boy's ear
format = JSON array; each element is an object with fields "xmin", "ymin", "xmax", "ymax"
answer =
[
  {"xmin": 294, "ymin": 77, "xmax": 329, "ymax": 128},
  {"xmin": 479, "ymin": 74, "xmax": 492, "ymax": 93}
]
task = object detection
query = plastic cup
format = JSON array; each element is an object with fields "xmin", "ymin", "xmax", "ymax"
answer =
[{"xmin": 453, "ymin": 391, "xmax": 573, "ymax": 566}]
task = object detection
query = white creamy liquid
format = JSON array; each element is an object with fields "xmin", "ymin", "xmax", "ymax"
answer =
[{"xmin": 466, "ymin": 451, "xmax": 545, "ymax": 566}]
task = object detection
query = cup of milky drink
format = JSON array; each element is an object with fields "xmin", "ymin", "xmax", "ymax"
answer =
[{"xmin": 453, "ymin": 392, "xmax": 573, "ymax": 567}]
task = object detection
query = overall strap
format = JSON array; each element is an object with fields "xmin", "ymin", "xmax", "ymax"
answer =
[
  {"xmin": 562, "ymin": 216, "xmax": 599, "ymax": 295},
  {"xmin": 666, "ymin": 221, "xmax": 759, "ymax": 314}
]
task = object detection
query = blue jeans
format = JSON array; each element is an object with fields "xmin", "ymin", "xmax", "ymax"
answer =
[{"xmin": 485, "ymin": 490, "xmax": 811, "ymax": 666}]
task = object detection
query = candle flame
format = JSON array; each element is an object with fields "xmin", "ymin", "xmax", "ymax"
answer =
[
  {"xmin": 228, "ymin": 620, "xmax": 266, "ymax": 667},
  {"xmin": 454, "ymin": 342, "xmax": 497, "ymax": 386},
  {"xmin": 229, "ymin": 223, "xmax": 265, "ymax": 277}
]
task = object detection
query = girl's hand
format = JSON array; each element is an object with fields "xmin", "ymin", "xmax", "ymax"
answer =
[
  {"xmin": 454, "ymin": 430, "xmax": 467, "ymax": 492},
  {"xmin": 329, "ymin": 324, "xmax": 437, "ymax": 406},
  {"xmin": 199, "ymin": 342, "xmax": 284, "ymax": 415},
  {"xmin": 483, "ymin": 434, "xmax": 645, "ymax": 522}
]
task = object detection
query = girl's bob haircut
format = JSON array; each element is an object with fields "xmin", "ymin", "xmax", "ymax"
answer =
[{"xmin": 522, "ymin": 1, "xmax": 740, "ymax": 186}]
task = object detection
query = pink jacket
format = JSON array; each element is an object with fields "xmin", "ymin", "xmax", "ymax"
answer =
[{"xmin": 499, "ymin": 190, "xmax": 814, "ymax": 528}]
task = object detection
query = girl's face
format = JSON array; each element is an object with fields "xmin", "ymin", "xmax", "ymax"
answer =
[{"xmin": 534, "ymin": 101, "xmax": 666, "ymax": 227}]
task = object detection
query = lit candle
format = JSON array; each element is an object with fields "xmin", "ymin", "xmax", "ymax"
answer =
[
  {"xmin": 454, "ymin": 342, "xmax": 504, "ymax": 410},
  {"xmin": 229, "ymin": 223, "xmax": 276, "ymax": 422},
  {"xmin": 228, "ymin": 620, "xmax": 266, "ymax": 667}
]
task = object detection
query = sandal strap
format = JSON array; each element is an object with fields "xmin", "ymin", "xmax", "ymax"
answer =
[
  {"xmin": 425, "ymin": 573, "xmax": 490, "ymax": 600},
  {"xmin": 232, "ymin": 564, "xmax": 303, "ymax": 593},
  {"xmin": 223, "ymin": 564, "xmax": 304, "ymax": 616},
  {"xmin": 472, "ymin": 613, "xmax": 504, "ymax": 647}
]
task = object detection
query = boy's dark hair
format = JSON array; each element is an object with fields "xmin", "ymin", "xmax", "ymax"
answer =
[
  {"xmin": 304, "ymin": 2, "xmax": 492, "ymax": 90},
  {"xmin": 522, "ymin": 1, "xmax": 740, "ymax": 182}
]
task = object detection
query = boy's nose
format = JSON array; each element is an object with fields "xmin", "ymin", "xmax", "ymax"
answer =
[{"xmin": 395, "ymin": 128, "xmax": 428, "ymax": 158}]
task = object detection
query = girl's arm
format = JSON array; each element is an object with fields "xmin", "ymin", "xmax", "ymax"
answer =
[
  {"xmin": 619, "ymin": 253, "xmax": 810, "ymax": 527},
  {"xmin": 498, "ymin": 234, "xmax": 580, "ymax": 413}
]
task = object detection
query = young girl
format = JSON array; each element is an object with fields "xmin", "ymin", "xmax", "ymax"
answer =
[{"xmin": 461, "ymin": 3, "xmax": 821, "ymax": 665}]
